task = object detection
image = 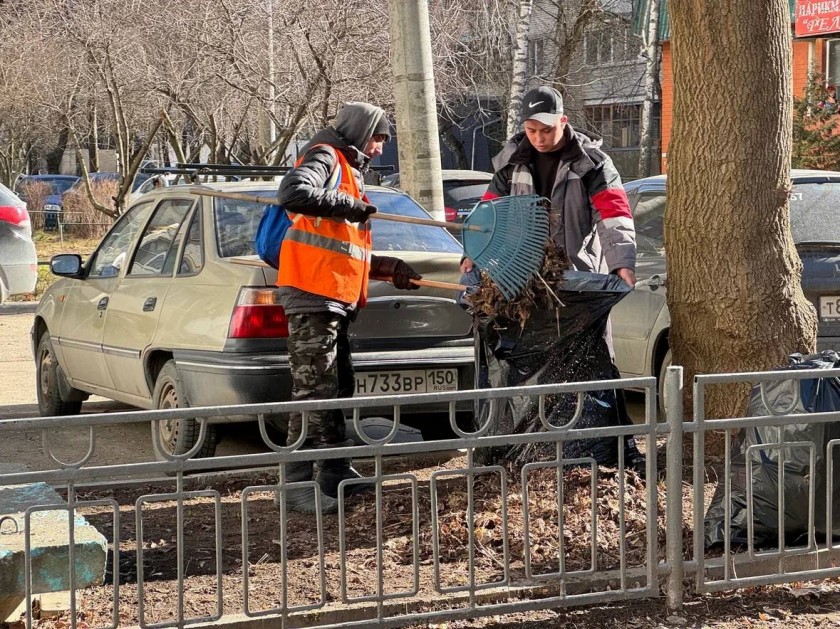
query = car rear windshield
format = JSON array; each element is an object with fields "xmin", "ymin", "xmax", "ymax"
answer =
[
  {"xmin": 213, "ymin": 189, "xmax": 462, "ymax": 257},
  {"xmin": 443, "ymin": 182, "xmax": 490, "ymax": 206},
  {"xmin": 790, "ymin": 182, "xmax": 840, "ymax": 243},
  {"xmin": 20, "ymin": 177, "xmax": 78, "ymax": 195},
  {"xmin": 0, "ymin": 183, "xmax": 22, "ymax": 207}
]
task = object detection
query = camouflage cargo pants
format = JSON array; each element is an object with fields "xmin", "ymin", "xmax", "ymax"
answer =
[{"xmin": 286, "ymin": 312, "xmax": 355, "ymax": 446}]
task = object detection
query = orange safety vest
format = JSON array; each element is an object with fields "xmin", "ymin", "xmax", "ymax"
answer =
[{"xmin": 277, "ymin": 145, "xmax": 372, "ymax": 306}]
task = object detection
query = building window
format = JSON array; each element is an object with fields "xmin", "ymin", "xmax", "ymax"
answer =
[
  {"xmin": 828, "ymin": 39, "xmax": 840, "ymax": 89},
  {"xmin": 582, "ymin": 103, "xmax": 660, "ymax": 149},
  {"xmin": 527, "ymin": 38, "xmax": 544, "ymax": 76},
  {"xmin": 584, "ymin": 19, "xmax": 639, "ymax": 66}
]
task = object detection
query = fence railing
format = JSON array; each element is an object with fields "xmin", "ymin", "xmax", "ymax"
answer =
[{"xmin": 1, "ymin": 366, "xmax": 840, "ymax": 627}]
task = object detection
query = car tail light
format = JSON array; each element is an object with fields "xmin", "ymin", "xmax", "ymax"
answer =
[
  {"xmin": 0, "ymin": 205, "xmax": 29, "ymax": 227},
  {"xmin": 444, "ymin": 206, "xmax": 458, "ymax": 222},
  {"xmin": 228, "ymin": 287, "xmax": 289, "ymax": 338}
]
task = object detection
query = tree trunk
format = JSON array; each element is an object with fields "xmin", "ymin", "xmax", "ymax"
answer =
[
  {"xmin": 88, "ymin": 100, "xmax": 100, "ymax": 173},
  {"xmin": 551, "ymin": 0, "xmax": 598, "ymax": 97},
  {"xmin": 439, "ymin": 118, "xmax": 469, "ymax": 169},
  {"xmin": 46, "ymin": 128, "xmax": 69, "ymax": 174},
  {"xmin": 637, "ymin": 0, "xmax": 661, "ymax": 178},
  {"xmin": 506, "ymin": 0, "xmax": 533, "ymax": 138},
  {"xmin": 667, "ymin": 0, "xmax": 817, "ymax": 420}
]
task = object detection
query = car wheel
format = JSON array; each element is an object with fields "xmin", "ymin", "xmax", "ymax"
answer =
[
  {"xmin": 657, "ymin": 348, "xmax": 673, "ymax": 420},
  {"xmin": 152, "ymin": 360, "xmax": 217, "ymax": 458},
  {"xmin": 36, "ymin": 332, "xmax": 83, "ymax": 416}
]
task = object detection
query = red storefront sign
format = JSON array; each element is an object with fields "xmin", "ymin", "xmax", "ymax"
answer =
[{"xmin": 795, "ymin": 0, "xmax": 840, "ymax": 37}]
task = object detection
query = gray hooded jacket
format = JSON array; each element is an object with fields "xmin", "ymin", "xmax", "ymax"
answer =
[{"xmin": 485, "ymin": 124, "xmax": 636, "ymax": 275}]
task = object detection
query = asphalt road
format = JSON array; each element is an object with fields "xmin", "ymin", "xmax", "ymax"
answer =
[{"xmin": 0, "ymin": 304, "xmax": 277, "ymax": 472}]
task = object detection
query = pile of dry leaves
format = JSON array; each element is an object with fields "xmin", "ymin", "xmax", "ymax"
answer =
[
  {"xmin": 345, "ymin": 462, "xmax": 693, "ymax": 586},
  {"xmin": 467, "ymin": 241, "xmax": 571, "ymax": 326}
]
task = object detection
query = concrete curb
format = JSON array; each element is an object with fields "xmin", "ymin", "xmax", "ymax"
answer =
[{"xmin": 0, "ymin": 302, "xmax": 38, "ymax": 315}]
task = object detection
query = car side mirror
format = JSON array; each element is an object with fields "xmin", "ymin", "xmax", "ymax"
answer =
[{"xmin": 50, "ymin": 254, "xmax": 83, "ymax": 277}]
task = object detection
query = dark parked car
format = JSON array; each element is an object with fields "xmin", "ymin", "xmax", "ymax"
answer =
[
  {"xmin": 15, "ymin": 174, "xmax": 80, "ymax": 230},
  {"xmin": 0, "ymin": 182, "xmax": 37, "ymax": 303},
  {"xmin": 611, "ymin": 170, "xmax": 840, "ymax": 414},
  {"xmin": 34, "ymin": 181, "xmax": 474, "ymax": 458},
  {"xmin": 382, "ymin": 169, "xmax": 493, "ymax": 222},
  {"xmin": 62, "ymin": 171, "xmax": 153, "ymax": 207}
]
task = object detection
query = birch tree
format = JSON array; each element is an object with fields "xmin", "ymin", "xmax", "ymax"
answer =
[
  {"xmin": 506, "ymin": 0, "xmax": 534, "ymax": 138},
  {"xmin": 637, "ymin": 0, "xmax": 661, "ymax": 177}
]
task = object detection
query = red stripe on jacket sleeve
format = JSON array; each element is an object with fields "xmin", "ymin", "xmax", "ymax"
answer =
[
  {"xmin": 591, "ymin": 187, "xmax": 632, "ymax": 219},
  {"xmin": 481, "ymin": 191, "xmax": 500, "ymax": 201}
]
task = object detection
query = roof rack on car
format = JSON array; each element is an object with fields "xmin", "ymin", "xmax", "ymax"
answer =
[
  {"xmin": 140, "ymin": 162, "xmax": 396, "ymax": 179},
  {"xmin": 140, "ymin": 163, "xmax": 292, "ymax": 179}
]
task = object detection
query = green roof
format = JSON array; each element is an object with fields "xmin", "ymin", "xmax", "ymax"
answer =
[{"xmin": 632, "ymin": 0, "xmax": 796, "ymax": 41}]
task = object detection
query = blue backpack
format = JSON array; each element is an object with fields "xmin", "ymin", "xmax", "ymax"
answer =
[{"xmin": 254, "ymin": 151, "xmax": 342, "ymax": 269}]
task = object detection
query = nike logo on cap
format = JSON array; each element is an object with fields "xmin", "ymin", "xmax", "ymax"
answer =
[{"xmin": 528, "ymin": 100, "xmax": 544, "ymax": 108}]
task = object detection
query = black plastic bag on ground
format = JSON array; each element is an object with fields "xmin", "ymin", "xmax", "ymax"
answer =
[
  {"xmin": 704, "ymin": 351, "xmax": 840, "ymax": 549},
  {"xmin": 472, "ymin": 271, "xmax": 641, "ymax": 468}
]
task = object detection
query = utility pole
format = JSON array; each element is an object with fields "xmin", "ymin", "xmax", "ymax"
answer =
[
  {"xmin": 388, "ymin": 0, "xmax": 445, "ymax": 221},
  {"xmin": 258, "ymin": 0, "xmax": 277, "ymax": 161}
]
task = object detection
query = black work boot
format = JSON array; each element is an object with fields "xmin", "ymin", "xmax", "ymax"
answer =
[
  {"xmin": 316, "ymin": 458, "xmax": 368, "ymax": 499},
  {"xmin": 315, "ymin": 439, "xmax": 371, "ymax": 499},
  {"xmin": 275, "ymin": 460, "xmax": 338, "ymax": 514}
]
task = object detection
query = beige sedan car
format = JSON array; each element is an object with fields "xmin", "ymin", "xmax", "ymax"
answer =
[{"xmin": 33, "ymin": 181, "xmax": 474, "ymax": 458}]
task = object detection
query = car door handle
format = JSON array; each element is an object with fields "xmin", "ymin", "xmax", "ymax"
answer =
[
  {"xmin": 97, "ymin": 297, "xmax": 109, "ymax": 310},
  {"xmin": 636, "ymin": 275, "xmax": 665, "ymax": 290},
  {"xmin": 143, "ymin": 297, "xmax": 157, "ymax": 312}
]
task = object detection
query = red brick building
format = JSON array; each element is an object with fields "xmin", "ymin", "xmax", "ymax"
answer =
[{"xmin": 636, "ymin": 0, "xmax": 840, "ymax": 172}]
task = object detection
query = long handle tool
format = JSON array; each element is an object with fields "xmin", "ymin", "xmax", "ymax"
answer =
[
  {"xmin": 228, "ymin": 256, "xmax": 465, "ymax": 290},
  {"xmin": 194, "ymin": 189, "xmax": 548, "ymax": 299}
]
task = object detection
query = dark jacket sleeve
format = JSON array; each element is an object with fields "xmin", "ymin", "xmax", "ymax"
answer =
[
  {"xmin": 584, "ymin": 153, "xmax": 636, "ymax": 273},
  {"xmin": 481, "ymin": 164, "xmax": 514, "ymax": 200},
  {"xmin": 277, "ymin": 145, "xmax": 360, "ymax": 218}
]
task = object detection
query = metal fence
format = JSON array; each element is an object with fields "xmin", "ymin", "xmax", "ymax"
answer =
[
  {"xmin": 2, "ymin": 365, "xmax": 840, "ymax": 628},
  {"xmin": 27, "ymin": 208, "xmax": 112, "ymax": 248}
]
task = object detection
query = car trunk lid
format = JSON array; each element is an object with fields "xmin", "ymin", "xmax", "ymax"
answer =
[{"xmin": 798, "ymin": 243, "xmax": 840, "ymax": 340}]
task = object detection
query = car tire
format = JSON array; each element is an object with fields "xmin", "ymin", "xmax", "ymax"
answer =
[
  {"xmin": 152, "ymin": 360, "xmax": 217, "ymax": 458},
  {"xmin": 36, "ymin": 332, "xmax": 84, "ymax": 416},
  {"xmin": 657, "ymin": 348, "xmax": 673, "ymax": 420}
]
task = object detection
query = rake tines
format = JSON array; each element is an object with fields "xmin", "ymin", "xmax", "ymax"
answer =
[{"xmin": 462, "ymin": 194, "xmax": 550, "ymax": 300}]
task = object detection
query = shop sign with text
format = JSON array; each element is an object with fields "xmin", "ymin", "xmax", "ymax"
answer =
[{"xmin": 796, "ymin": 0, "xmax": 840, "ymax": 37}]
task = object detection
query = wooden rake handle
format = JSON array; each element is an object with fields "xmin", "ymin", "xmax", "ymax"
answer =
[
  {"xmin": 228, "ymin": 257, "xmax": 466, "ymax": 291},
  {"xmin": 189, "ymin": 188, "xmax": 484, "ymax": 232},
  {"xmin": 410, "ymin": 279, "xmax": 467, "ymax": 290}
]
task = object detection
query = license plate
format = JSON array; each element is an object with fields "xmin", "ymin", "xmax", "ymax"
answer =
[
  {"xmin": 355, "ymin": 368, "xmax": 458, "ymax": 396},
  {"xmin": 820, "ymin": 296, "xmax": 840, "ymax": 320}
]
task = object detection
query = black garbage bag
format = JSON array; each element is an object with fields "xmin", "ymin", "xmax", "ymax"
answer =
[
  {"xmin": 704, "ymin": 351, "xmax": 840, "ymax": 549},
  {"xmin": 473, "ymin": 271, "xmax": 642, "ymax": 468}
]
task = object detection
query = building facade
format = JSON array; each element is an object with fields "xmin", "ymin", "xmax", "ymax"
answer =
[{"xmin": 635, "ymin": 0, "xmax": 839, "ymax": 172}]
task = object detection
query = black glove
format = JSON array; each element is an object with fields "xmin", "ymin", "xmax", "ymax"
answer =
[
  {"xmin": 344, "ymin": 199, "xmax": 377, "ymax": 223},
  {"xmin": 393, "ymin": 259, "xmax": 422, "ymax": 290},
  {"xmin": 370, "ymin": 256, "xmax": 422, "ymax": 290}
]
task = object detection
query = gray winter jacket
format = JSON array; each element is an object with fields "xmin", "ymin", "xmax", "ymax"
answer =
[{"xmin": 485, "ymin": 124, "xmax": 636, "ymax": 274}]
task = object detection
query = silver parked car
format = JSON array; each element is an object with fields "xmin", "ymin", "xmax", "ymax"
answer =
[
  {"xmin": 0, "ymin": 182, "xmax": 37, "ymax": 303},
  {"xmin": 611, "ymin": 170, "xmax": 840, "ymax": 413},
  {"xmin": 33, "ymin": 181, "xmax": 474, "ymax": 458}
]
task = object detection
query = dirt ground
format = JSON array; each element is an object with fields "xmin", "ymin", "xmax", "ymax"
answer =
[{"xmin": 5, "ymin": 451, "xmax": 840, "ymax": 629}]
